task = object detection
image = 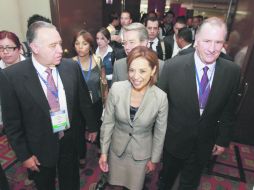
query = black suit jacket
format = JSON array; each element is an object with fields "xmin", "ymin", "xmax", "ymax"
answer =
[
  {"xmin": 177, "ymin": 46, "xmax": 195, "ymax": 56},
  {"xmin": 0, "ymin": 58, "xmax": 98, "ymax": 167},
  {"xmin": 156, "ymin": 38, "xmax": 172, "ymax": 60},
  {"xmin": 158, "ymin": 53, "xmax": 241, "ymax": 163},
  {"xmin": 163, "ymin": 35, "xmax": 175, "ymax": 59}
]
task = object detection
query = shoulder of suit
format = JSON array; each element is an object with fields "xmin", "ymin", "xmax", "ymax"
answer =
[
  {"xmin": 114, "ymin": 57, "xmax": 127, "ymax": 67},
  {"xmin": 115, "ymin": 57, "xmax": 127, "ymax": 65},
  {"xmin": 111, "ymin": 80, "xmax": 130, "ymax": 90},
  {"xmin": 165, "ymin": 52, "xmax": 194, "ymax": 66},
  {"xmin": 3, "ymin": 58, "xmax": 31, "ymax": 74},
  {"xmin": 217, "ymin": 57, "xmax": 240, "ymax": 72},
  {"xmin": 151, "ymin": 85, "xmax": 167, "ymax": 97}
]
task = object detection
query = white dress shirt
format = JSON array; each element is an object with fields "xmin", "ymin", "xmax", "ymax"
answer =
[
  {"xmin": 172, "ymin": 34, "xmax": 180, "ymax": 57},
  {"xmin": 32, "ymin": 55, "xmax": 70, "ymax": 127},
  {"xmin": 194, "ymin": 52, "xmax": 216, "ymax": 115}
]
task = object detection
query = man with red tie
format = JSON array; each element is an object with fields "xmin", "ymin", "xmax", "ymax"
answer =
[{"xmin": 0, "ymin": 21, "xmax": 98, "ymax": 190}]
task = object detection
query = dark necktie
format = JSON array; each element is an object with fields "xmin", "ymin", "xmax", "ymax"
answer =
[
  {"xmin": 199, "ymin": 66, "xmax": 210, "ymax": 109},
  {"xmin": 149, "ymin": 41, "xmax": 154, "ymax": 49},
  {"xmin": 45, "ymin": 68, "xmax": 64, "ymax": 138}
]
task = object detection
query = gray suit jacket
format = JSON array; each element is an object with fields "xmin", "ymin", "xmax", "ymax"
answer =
[
  {"xmin": 100, "ymin": 81, "xmax": 168, "ymax": 163},
  {"xmin": 112, "ymin": 57, "xmax": 165, "ymax": 83}
]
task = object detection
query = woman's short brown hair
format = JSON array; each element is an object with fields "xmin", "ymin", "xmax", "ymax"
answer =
[
  {"xmin": 72, "ymin": 29, "xmax": 94, "ymax": 55},
  {"xmin": 127, "ymin": 46, "xmax": 159, "ymax": 85}
]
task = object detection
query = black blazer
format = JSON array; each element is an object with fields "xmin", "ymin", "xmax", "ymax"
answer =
[
  {"xmin": 177, "ymin": 46, "xmax": 195, "ymax": 56},
  {"xmin": 158, "ymin": 53, "xmax": 241, "ymax": 163},
  {"xmin": 0, "ymin": 58, "xmax": 98, "ymax": 167},
  {"xmin": 156, "ymin": 38, "xmax": 172, "ymax": 60}
]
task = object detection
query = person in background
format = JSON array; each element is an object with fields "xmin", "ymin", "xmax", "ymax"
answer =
[
  {"xmin": 158, "ymin": 17, "xmax": 241, "ymax": 190},
  {"xmin": 0, "ymin": 31, "xmax": 25, "ymax": 69},
  {"xmin": 111, "ymin": 11, "xmax": 133, "ymax": 60},
  {"xmin": 145, "ymin": 17, "xmax": 172, "ymax": 60},
  {"xmin": 175, "ymin": 27, "xmax": 195, "ymax": 56},
  {"xmin": 160, "ymin": 11, "xmax": 175, "ymax": 37},
  {"xmin": 96, "ymin": 28, "xmax": 115, "ymax": 88},
  {"xmin": 112, "ymin": 22, "xmax": 165, "ymax": 83},
  {"xmin": 1, "ymin": 21, "xmax": 99, "ymax": 190},
  {"xmin": 0, "ymin": 31, "xmax": 26, "ymax": 132},
  {"xmin": 0, "ymin": 69, "xmax": 10, "ymax": 190},
  {"xmin": 106, "ymin": 12, "xmax": 120, "ymax": 36},
  {"xmin": 186, "ymin": 16, "xmax": 193, "ymax": 28},
  {"xmin": 191, "ymin": 15, "xmax": 201, "ymax": 41},
  {"xmin": 21, "ymin": 14, "xmax": 52, "ymax": 57},
  {"xmin": 99, "ymin": 46, "xmax": 168, "ymax": 190},
  {"xmin": 72, "ymin": 30, "xmax": 108, "ymax": 167},
  {"xmin": 164, "ymin": 16, "xmax": 187, "ymax": 58}
]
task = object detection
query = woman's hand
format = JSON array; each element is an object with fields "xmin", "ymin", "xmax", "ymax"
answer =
[
  {"xmin": 99, "ymin": 154, "xmax": 109, "ymax": 172},
  {"xmin": 145, "ymin": 160, "xmax": 156, "ymax": 173}
]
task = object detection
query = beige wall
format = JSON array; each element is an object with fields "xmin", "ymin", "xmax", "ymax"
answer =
[{"xmin": 0, "ymin": 0, "xmax": 51, "ymax": 41}]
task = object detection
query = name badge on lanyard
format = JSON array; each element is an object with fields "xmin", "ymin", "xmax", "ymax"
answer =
[
  {"xmin": 50, "ymin": 110, "xmax": 68, "ymax": 133},
  {"xmin": 37, "ymin": 69, "xmax": 70, "ymax": 133}
]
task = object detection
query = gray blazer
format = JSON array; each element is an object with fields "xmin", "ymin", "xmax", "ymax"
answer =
[
  {"xmin": 112, "ymin": 57, "xmax": 165, "ymax": 83},
  {"xmin": 100, "ymin": 81, "xmax": 168, "ymax": 163}
]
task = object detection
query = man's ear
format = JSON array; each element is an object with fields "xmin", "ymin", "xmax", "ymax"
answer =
[{"xmin": 30, "ymin": 42, "xmax": 39, "ymax": 54}]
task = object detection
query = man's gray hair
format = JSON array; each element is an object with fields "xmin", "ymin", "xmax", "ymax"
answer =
[
  {"xmin": 196, "ymin": 17, "xmax": 228, "ymax": 40},
  {"xmin": 123, "ymin": 22, "xmax": 148, "ymax": 42},
  {"xmin": 26, "ymin": 21, "xmax": 56, "ymax": 44}
]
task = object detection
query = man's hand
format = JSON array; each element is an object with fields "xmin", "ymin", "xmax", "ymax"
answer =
[
  {"xmin": 22, "ymin": 155, "xmax": 40, "ymax": 172},
  {"xmin": 212, "ymin": 144, "xmax": 225, "ymax": 155},
  {"xmin": 87, "ymin": 132, "xmax": 97, "ymax": 143},
  {"xmin": 99, "ymin": 154, "xmax": 109, "ymax": 172}
]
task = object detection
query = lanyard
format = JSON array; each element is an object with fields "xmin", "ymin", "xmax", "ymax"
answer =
[
  {"xmin": 195, "ymin": 65, "xmax": 215, "ymax": 98},
  {"xmin": 77, "ymin": 55, "xmax": 92, "ymax": 82},
  {"xmin": 36, "ymin": 69, "xmax": 59, "ymax": 99}
]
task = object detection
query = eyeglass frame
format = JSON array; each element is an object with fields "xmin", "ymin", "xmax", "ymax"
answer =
[{"xmin": 0, "ymin": 46, "xmax": 18, "ymax": 53}]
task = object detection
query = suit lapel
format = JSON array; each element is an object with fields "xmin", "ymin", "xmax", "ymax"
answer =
[
  {"xmin": 133, "ymin": 86, "xmax": 152, "ymax": 122},
  {"xmin": 124, "ymin": 83, "xmax": 132, "ymax": 125},
  {"xmin": 57, "ymin": 63, "xmax": 74, "ymax": 121},
  {"xmin": 23, "ymin": 60, "xmax": 50, "ymax": 116},
  {"xmin": 185, "ymin": 57, "xmax": 200, "ymax": 115},
  {"xmin": 156, "ymin": 40, "xmax": 163, "ymax": 59}
]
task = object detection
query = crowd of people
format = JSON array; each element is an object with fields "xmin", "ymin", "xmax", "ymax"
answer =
[{"xmin": 0, "ymin": 9, "xmax": 241, "ymax": 190}]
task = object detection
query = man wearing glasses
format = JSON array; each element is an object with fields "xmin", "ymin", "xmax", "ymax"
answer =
[{"xmin": 112, "ymin": 22, "xmax": 164, "ymax": 83}]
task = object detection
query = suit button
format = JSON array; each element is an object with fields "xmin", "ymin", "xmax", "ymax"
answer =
[{"xmin": 129, "ymin": 133, "xmax": 132, "ymax": 136}]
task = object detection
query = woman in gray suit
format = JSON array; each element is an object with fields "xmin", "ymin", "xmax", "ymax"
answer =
[{"xmin": 99, "ymin": 46, "xmax": 168, "ymax": 190}]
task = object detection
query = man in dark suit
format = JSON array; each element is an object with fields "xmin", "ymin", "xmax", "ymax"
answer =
[
  {"xmin": 145, "ymin": 17, "xmax": 172, "ymax": 60},
  {"xmin": 176, "ymin": 27, "xmax": 195, "ymax": 56},
  {"xmin": 158, "ymin": 17, "xmax": 241, "ymax": 189},
  {"xmin": 0, "ymin": 21, "xmax": 98, "ymax": 190},
  {"xmin": 164, "ymin": 16, "xmax": 187, "ymax": 58}
]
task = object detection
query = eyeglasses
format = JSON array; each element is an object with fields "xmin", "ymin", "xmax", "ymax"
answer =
[{"xmin": 0, "ymin": 46, "xmax": 18, "ymax": 53}]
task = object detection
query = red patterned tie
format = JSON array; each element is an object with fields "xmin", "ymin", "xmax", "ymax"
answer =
[{"xmin": 45, "ymin": 68, "xmax": 64, "ymax": 138}]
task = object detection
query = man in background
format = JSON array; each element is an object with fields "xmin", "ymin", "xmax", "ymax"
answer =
[
  {"xmin": 176, "ymin": 27, "xmax": 195, "ymax": 56},
  {"xmin": 112, "ymin": 22, "xmax": 164, "ymax": 83},
  {"xmin": 164, "ymin": 16, "xmax": 187, "ymax": 58},
  {"xmin": 145, "ymin": 17, "xmax": 172, "ymax": 60}
]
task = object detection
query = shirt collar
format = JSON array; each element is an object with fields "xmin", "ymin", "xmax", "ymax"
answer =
[
  {"xmin": 194, "ymin": 51, "xmax": 216, "ymax": 72},
  {"xmin": 32, "ymin": 55, "xmax": 56, "ymax": 76},
  {"xmin": 95, "ymin": 45, "xmax": 113, "ymax": 60},
  {"xmin": 181, "ymin": 44, "xmax": 192, "ymax": 50},
  {"xmin": 149, "ymin": 37, "xmax": 159, "ymax": 44}
]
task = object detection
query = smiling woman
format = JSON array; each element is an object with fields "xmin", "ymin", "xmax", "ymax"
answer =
[{"xmin": 99, "ymin": 46, "xmax": 168, "ymax": 190}]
